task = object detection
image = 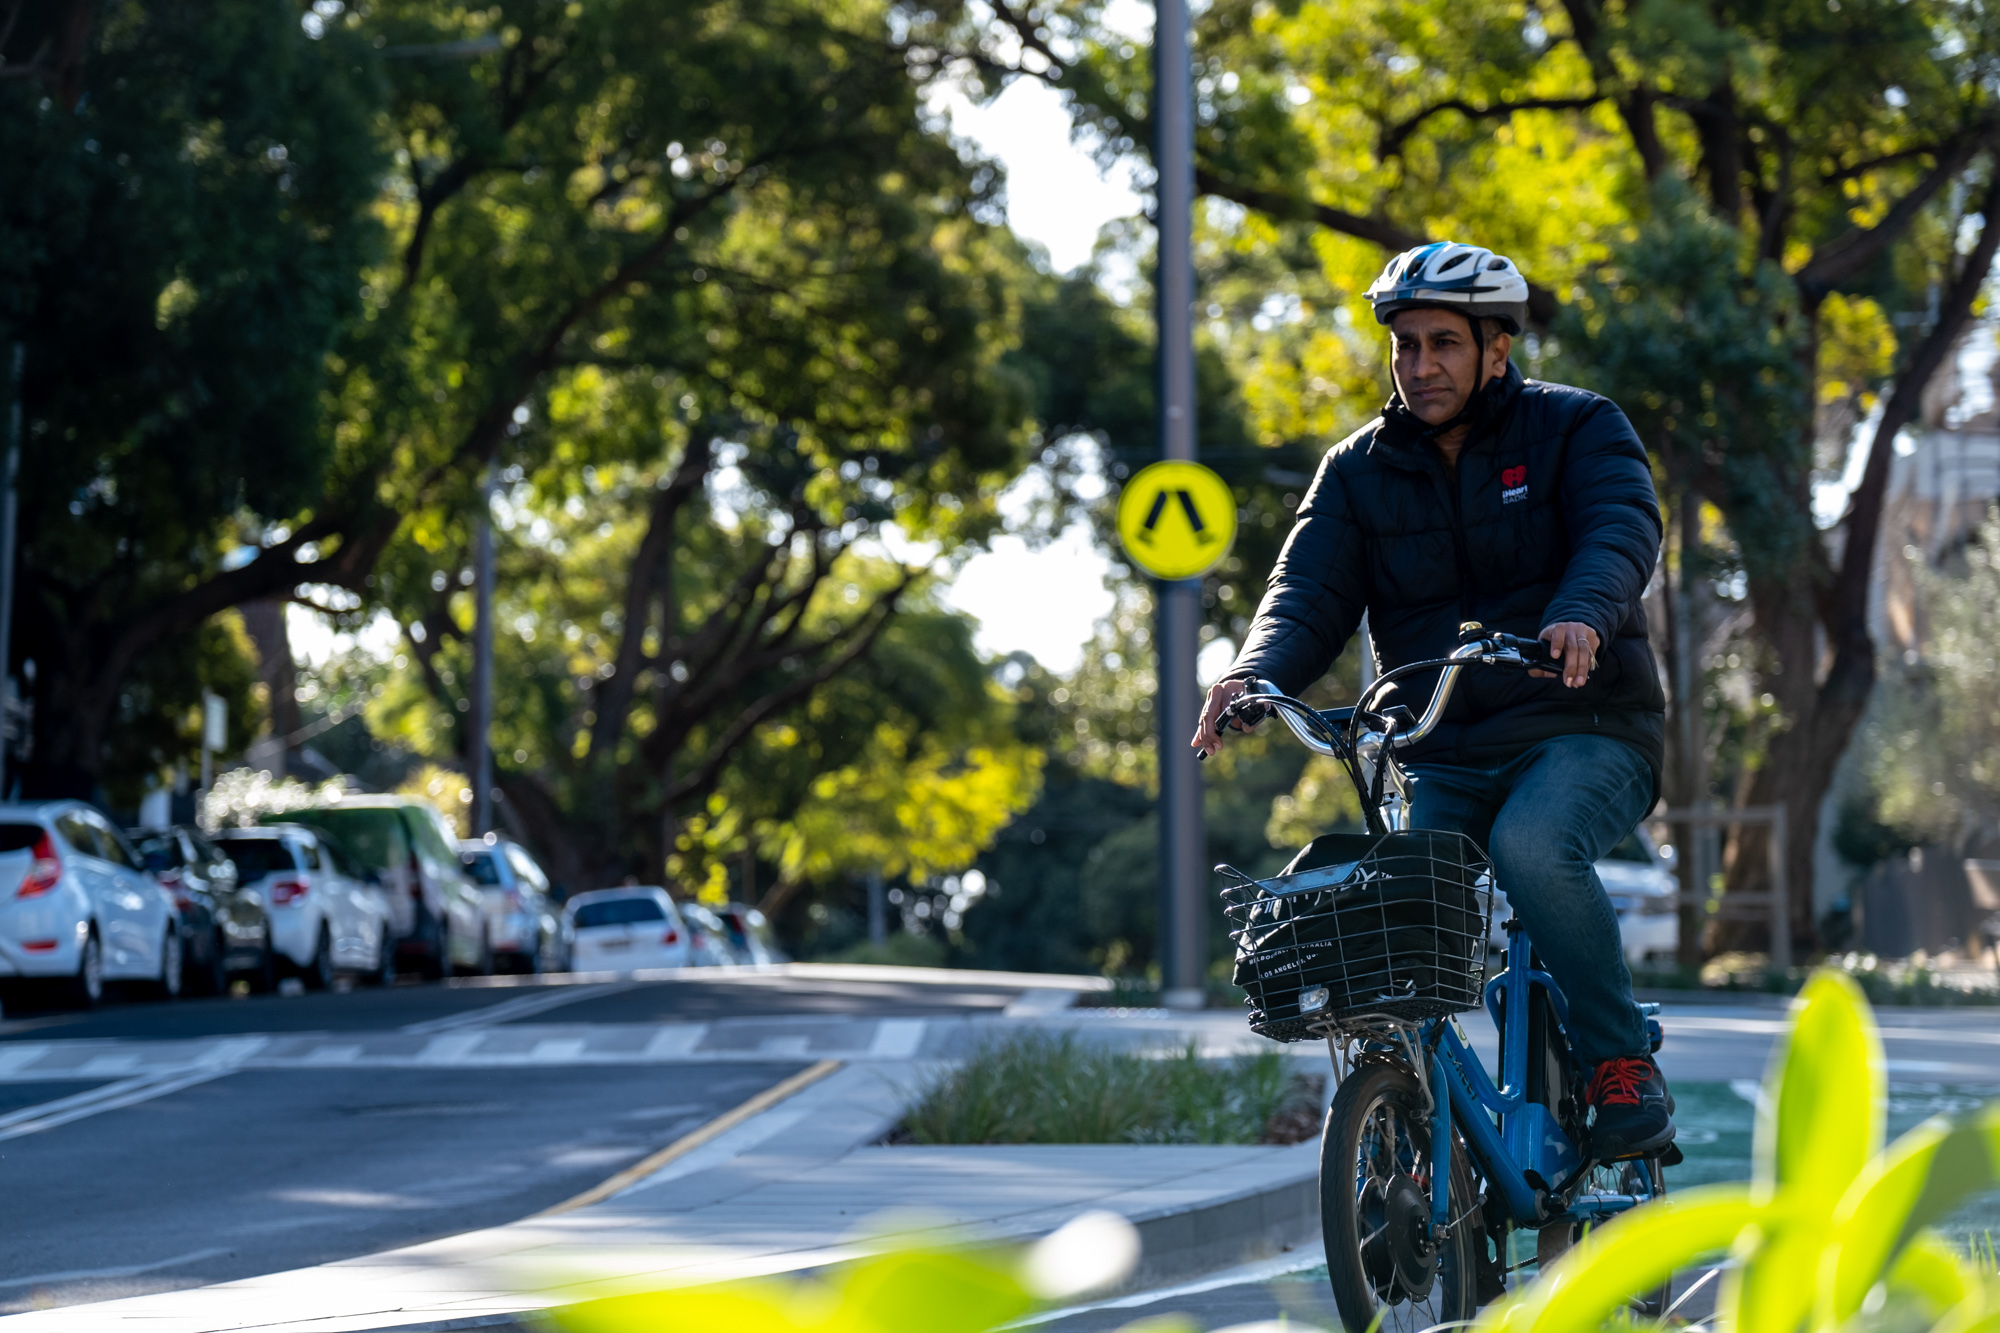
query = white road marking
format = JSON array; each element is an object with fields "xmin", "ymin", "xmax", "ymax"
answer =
[
  {"xmin": 869, "ymin": 1018, "xmax": 927, "ymax": 1058},
  {"xmin": 0, "ymin": 1247, "xmax": 229, "ymax": 1291},
  {"xmin": 0, "ymin": 1070, "xmax": 229, "ymax": 1142},
  {"xmin": 643, "ymin": 1024, "xmax": 707, "ymax": 1057},
  {"xmin": 400, "ymin": 981, "xmax": 641, "ymax": 1034},
  {"xmin": 0, "ymin": 1045, "xmax": 49, "ymax": 1076},
  {"xmin": 415, "ymin": 1033, "xmax": 483, "ymax": 1064}
]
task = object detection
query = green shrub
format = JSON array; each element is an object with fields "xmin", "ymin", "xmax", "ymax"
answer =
[{"xmin": 899, "ymin": 1031, "xmax": 1314, "ymax": 1145}]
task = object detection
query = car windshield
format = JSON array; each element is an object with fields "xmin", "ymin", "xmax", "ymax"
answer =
[
  {"xmin": 463, "ymin": 851, "xmax": 501, "ymax": 886},
  {"xmin": 1605, "ymin": 831, "xmax": 1652, "ymax": 864},
  {"xmin": 133, "ymin": 833, "xmax": 184, "ymax": 870},
  {"xmin": 219, "ymin": 838, "xmax": 297, "ymax": 881},
  {"xmin": 573, "ymin": 897, "xmax": 666, "ymax": 928},
  {"xmin": 288, "ymin": 809, "xmax": 407, "ymax": 871}
]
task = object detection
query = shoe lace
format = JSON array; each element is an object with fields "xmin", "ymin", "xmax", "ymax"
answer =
[{"xmin": 1587, "ymin": 1057, "xmax": 1651, "ymax": 1108}]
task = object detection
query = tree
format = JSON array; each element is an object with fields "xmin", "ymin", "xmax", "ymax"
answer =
[
  {"xmin": 931, "ymin": 0, "xmax": 2000, "ymax": 953},
  {"xmin": 0, "ymin": 0, "xmax": 383, "ymax": 795}
]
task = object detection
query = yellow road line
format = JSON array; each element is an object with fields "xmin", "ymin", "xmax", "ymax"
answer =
[{"xmin": 540, "ymin": 1058, "xmax": 844, "ymax": 1216}]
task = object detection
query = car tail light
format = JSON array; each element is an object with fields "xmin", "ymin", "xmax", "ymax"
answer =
[
  {"xmin": 269, "ymin": 875, "xmax": 310, "ymax": 905},
  {"xmin": 662, "ymin": 928, "xmax": 679, "ymax": 945},
  {"xmin": 20, "ymin": 939, "xmax": 56, "ymax": 952},
  {"xmin": 17, "ymin": 833, "xmax": 60, "ymax": 899}
]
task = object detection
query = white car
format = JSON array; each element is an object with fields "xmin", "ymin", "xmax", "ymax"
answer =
[
  {"xmin": 0, "ymin": 801, "xmax": 181, "ymax": 1005},
  {"xmin": 565, "ymin": 887, "xmax": 691, "ymax": 973},
  {"xmin": 459, "ymin": 836, "xmax": 565, "ymax": 973},
  {"xmin": 214, "ymin": 825, "xmax": 394, "ymax": 988},
  {"xmin": 1488, "ymin": 827, "xmax": 1679, "ymax": 965}
]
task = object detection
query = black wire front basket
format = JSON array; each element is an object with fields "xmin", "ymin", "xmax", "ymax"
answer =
[{"xmin": 1221, "ymin": 829, "xmax": 1495, "ymax": 1043}]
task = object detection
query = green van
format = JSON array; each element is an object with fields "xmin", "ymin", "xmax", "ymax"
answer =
[{"xmin": 266, "ymin": 797, "xmax": 490, "ymax": 977}]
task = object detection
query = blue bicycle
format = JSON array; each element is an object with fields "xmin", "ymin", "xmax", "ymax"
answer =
[{"xmin": 1212, "ymin": 624, "xmax": 1673, "ymax": 1330}]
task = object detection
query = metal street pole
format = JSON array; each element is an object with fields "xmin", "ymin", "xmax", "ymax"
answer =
[
  {"xmin": 0, "ymin": 345, "xmax": 20, "ymax": 800},
  {"xmin": 1155, "ymin": 0, "xmax": 1204, "ymax": 1010},
  {"xmin": 469, "ymin": 468, "xmax": 497, "ymax": 836}
]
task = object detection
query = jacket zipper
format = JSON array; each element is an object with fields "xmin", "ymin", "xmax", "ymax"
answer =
[{"xmin": 1433, "ymin": 458, "xmax": 1477, "ymax": 619}]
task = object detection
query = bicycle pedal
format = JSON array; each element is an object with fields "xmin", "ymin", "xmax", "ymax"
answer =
[{"xmin": 1657, "ymin": 1142, "xmax": 1684, "ymax": 1168}]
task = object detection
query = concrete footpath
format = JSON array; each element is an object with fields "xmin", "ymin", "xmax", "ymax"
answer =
[{"xmin": 0, "ymin": 1054, "xmax": 1321, "ymax": 1333}]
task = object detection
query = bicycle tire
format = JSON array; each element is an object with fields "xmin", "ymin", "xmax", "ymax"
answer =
[{"xmin": 1321, "ymin": 1062, "xmax": 1482, "ymax": 1332}]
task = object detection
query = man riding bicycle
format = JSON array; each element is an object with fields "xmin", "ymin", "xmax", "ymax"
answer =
[{"xmin": 1192, "ymin": 241, "xmax": 1676, "ymax": 1161}]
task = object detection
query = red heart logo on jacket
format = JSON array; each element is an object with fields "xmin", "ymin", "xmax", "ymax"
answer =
[{"xmin": 1502, "ymin": 466, "xmax": 1527, "ymax": 488}]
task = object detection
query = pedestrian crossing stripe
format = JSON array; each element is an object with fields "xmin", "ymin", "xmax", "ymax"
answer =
[{"xmin": 1116, "ymin": 460, "xmax": 1237, "ymax": 581}]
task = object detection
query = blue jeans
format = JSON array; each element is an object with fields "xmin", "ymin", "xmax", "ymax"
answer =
[{"xmin": 1406, "ymin": 735, "xmax": 1653, "ymax": 1067}]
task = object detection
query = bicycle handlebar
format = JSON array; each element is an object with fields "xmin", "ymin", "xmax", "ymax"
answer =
[{"xmin": 1197, "ymin": 623, "xmax": 1555, "ymax": 763}]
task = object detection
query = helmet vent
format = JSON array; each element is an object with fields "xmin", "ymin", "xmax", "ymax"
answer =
[
  {"xmin": 1436, "ymin": 251, "xmax": 1474, "ymax": 273},
  {"xmin": 1485, "ymin": 257, "xmax": 1509, "ymax": 270}
]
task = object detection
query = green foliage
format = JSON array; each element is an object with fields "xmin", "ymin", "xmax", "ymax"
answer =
[
  {"xmin": 553, "ymin": 1246, "xmax": 1035, "ymax": 1333},
  {"xmin": 1861, "ymin": 509, "xmax": 2000, "ymax": 847},
  {"xmin": 900, "ymin": 1031, "xmax": 1311, "ymax": 1146},
  {"xmin": 1, "ymin": 0, "xmax": 383, "ymax": 785},
  {"xmin": 1476, "ymin": 971, "xmax": 2000, "ymax": 1331},
  {"xmin": 1552, "ymin": 186, "xmax": 1811, "ymax": 579}
]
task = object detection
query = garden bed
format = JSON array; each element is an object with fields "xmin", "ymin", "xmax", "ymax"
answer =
[{"xmin": 885, "ymin": 1030, "xmax": 1324, "ymax": 1146}]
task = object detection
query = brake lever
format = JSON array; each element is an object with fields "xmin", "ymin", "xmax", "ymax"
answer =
[{"xmin": 1195, "ymin": 698, "xmax": 1274, "ymax": 762}]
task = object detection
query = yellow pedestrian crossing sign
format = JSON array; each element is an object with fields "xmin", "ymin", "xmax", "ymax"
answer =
[{"xmin": 1116, "ymin": 460, "xmax": 1236, "ymax": 581}]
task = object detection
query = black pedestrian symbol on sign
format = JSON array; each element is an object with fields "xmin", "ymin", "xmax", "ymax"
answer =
[{"xmin": 1136, "ymin": 488, "xmax": 1219, "ymax": 547}]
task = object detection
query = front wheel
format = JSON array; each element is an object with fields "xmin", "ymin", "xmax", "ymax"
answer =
[
  {"xmin": 1322, "ymin": 1062, "xmax": 1482, "ymax": 1332},
  {"xmin": 301, "ymin": 926, "xmax": 335, "ymax": 991},
  {"xmin": 148, "ymin": 928, "xmax": 185, "ymax": 1001},
  {"xmin": 65, "ymin": 932, "xmax": 105, "ymax": 1009}
]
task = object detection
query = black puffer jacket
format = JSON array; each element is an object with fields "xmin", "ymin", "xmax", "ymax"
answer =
[{"xmin": 1228, "ymin": 362, "xmax": 1667, "ymax": 794}]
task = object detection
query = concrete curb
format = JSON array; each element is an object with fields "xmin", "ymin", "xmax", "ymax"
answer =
[{"xmin": 369, "ymin": 1150, "xmax": 1324, "ymax": 1332}]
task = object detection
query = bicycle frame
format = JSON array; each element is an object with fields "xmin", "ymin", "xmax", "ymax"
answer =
[{"xmin": 1223, "ymin": 626, "xmax": 1661, "ymax": 1241}]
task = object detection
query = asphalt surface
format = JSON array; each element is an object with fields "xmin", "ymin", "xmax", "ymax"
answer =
[
  {"xmin": 0, "ymin": 969, "xmax": 1037, "ymax": 1316},
  {"xmin": 0, "ymin": 971, "xmax": 1025, "ymax": 1044}
]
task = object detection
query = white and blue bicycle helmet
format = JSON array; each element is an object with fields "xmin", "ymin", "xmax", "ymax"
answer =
[{"xmin": 1365, "ymin": 242, "xmax": 1530, "ymax": 335}]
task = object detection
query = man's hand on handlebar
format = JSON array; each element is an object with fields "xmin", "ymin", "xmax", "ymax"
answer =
[
  {"xmin": 1192, "ymin": 677, "xmax": 1261, "ymax": 756},
  {"xmin": 1535, "ymin": 621, "xmax": 1600, "ymax": 689}
]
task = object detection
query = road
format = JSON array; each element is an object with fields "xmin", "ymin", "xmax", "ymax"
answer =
[
  {"xmin": 3, "ymin": 975, "xmax": 1995, "ymax": 1329},
  {"xmin": 0, "ymin": 969, "xmax": 1034, "ymax": 1315}
]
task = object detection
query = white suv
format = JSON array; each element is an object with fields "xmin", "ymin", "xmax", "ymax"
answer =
[
  {"xmin": 459, "ymin": 836, "xmax": 565, "ymax": 973},
  {"xmin": 213, "ymin": 825, "xmax": 394, "ymax": 988},
  {"xmin": 0, "ymin": 801, "xmax": 181, "ymax": 1006}
]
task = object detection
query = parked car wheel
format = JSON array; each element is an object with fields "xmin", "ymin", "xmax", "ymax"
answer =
[
  {"xmin": 243, "ymin": 939, "xmax": 279, "ymax": 994},
  {"xmin": 301, "ymin": 926, "xmax": 336, "ymax": 991},
  {"xmin": 186, "ymin": 930, "xmax": 228, "ymax": 996},
  {"xmin": 66, "ymin": 932, "xmax": 104, "ymax": 1009},
  {"xmin": 369, "ymin": 927, "xmax": 398, "ymax": 986},
  {"xmin": 145, "ymin": 928, "xmax": 185, "ymax": 1001},
  {"xmin": 419, "ymin": 917, "xmax": 448, "ymax": 981}
]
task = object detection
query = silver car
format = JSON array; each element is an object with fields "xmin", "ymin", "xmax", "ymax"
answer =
[{"xmin": 459, "ymin": 836, "xmax": 565, "ymax": 973}]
